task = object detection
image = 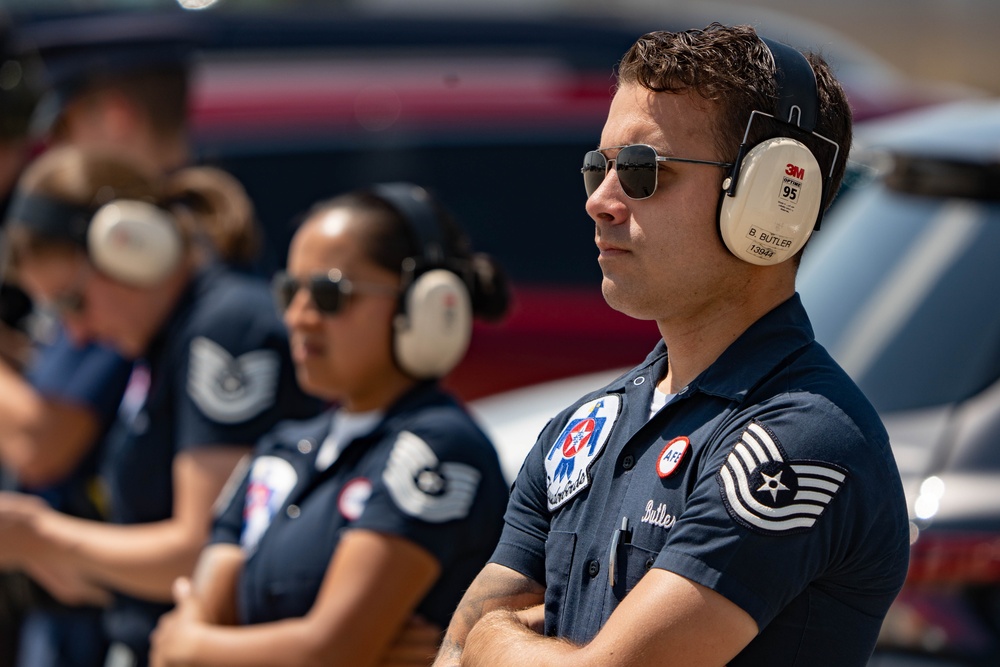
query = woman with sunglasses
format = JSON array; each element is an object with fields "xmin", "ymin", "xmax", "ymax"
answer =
[
  {"xmin": 0, "ymin": 145, "xmax": 323, "ymax": 667},
  {"xmin": 148, "ymin": 183, "xmax": 511, "ymax": 667}
]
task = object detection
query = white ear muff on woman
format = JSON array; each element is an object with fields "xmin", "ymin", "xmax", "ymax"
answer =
[{"xmin": 87, "ymin": 199, "xmax": 183, "ymax": 287}]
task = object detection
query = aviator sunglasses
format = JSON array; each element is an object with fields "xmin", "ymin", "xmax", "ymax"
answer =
[
  {"xmin": 272, "ymin": 269, "xmax": 398, "ymax": 315},
  {"xmin": 582, "ymin": 144, "xmax": 733, "ymax": 200}
]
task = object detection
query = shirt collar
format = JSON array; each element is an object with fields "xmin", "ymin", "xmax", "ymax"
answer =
[{"xmin": 609, "ymin": 293, "xmax": 815, "ymax": 403}]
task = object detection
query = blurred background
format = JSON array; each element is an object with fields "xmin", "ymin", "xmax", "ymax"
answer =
[
  {"xmin": 6, "ymin": 0, "xmax": 998, "ymax": 93},
  {"xmin": 4, "ymin": 0, "xmax": 993, "ymax": 403}
]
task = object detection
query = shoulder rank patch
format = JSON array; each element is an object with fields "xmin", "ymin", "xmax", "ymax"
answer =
[
  {"xmin": 718, "ymin": 420, "xmax": 847, "ymax": 535},
  {"xmin": 188, "ymin": 336, "xmax": 279, "ymax": 424},
  {"xmin": 545, "ymin": 395, "xmax": 621, "ymax": 511},
  {"xmin": 383, "ymin": 431, "xmax": 481, "ymax": 523}
]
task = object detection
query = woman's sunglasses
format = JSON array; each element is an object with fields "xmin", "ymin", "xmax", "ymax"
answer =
[
  {"xmin": 272, "ymin": 269, "xmax": 397, "ymax": 315},
  {"xmin": 581, "ymin": 144, "xmax": 733, "ymax": 200}
]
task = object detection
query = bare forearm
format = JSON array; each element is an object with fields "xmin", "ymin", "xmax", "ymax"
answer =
[
  {"xmin": 37, "ymin": 512, "xmax": 202, "ymax": 601},
  {"xmin": 462, "ymin": 609, "xmax": 573, "ymax": 667},
  {"xmin": 433, "ymin": 564, "xmax": 545, "ymax": 667},
  {"xmin": 163, "ymin": 619, "xmax": 334, "ymax": 667},
  {"xmin": 0, "ymin": 360, "xmax": 101, "ymax": 486},
  {"xmin": 190, "ymin": 544, "xmax": 244, "ymax": 625}
]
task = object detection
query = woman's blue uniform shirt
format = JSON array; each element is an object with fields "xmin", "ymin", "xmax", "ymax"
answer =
[
  {"xmin": 211, "ymin": 382, "xmax": 509, "ymax": 629},
  {"xmin": 492, "ymin": 294, "xmax": 911, "ymax": 666},
  {"xmin": 99, "ymin": 264, "xmax": 323, "ymax": 660}
]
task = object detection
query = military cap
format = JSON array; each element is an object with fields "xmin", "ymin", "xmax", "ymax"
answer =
[{"xmin": 12, "ymin": 11, "xmax": 203, "ymax": 136}]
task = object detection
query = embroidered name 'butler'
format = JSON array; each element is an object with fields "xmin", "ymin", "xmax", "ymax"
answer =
[
  {"xmin": 718, "ymin": 421, "xmax": 847, "ymax": 535},
  {"xmin": 545, "ymin": 396, "xmax": 620, "ymax": 511}
]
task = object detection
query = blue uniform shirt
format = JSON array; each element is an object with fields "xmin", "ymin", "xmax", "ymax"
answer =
[
  {"xmin": 100, "ymin": 264, "xmax": 324, "ymax": 659},
  {"xmin": 25, "ymin": 329, "xmax": 132, "ymax": 515},
  {"xmin": 212, "ymin": 382, "xmax": 509, "ymax": 629},
  {"xmin": 28, "ymin": 328, "xmax": 132, "ymax": 426},
  {"xmin": 493, "ymin": 294, "xmax": 910, "ymax": 666}
]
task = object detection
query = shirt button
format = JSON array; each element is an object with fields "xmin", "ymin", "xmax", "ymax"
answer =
[
  {"xmin": 286, "ymin": 505, "xmax": 301, "ymax": 519},
  {"xmin": 622, "ymin": 455, "xmax": 635, "ymax": 471},
  {"xmin": 297, "ymin": 439, "xmax": 313, "ymax": 454},
  {"xmin": 587, "ymin": 560, "xmax": 601, "ymax": 578},
  {"xmin": 645, "ymin": 557, "xmax": 655, "ymax": 571}
]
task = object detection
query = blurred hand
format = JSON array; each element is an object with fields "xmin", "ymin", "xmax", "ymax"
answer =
[
  {"xmin": 0, "ymin": 491, "xmax": 49, "ymax": 567},
  {"xmin": 150, "ymin": 577, "xmax": 207, "ymax": 667},
  {"xmin": 25, "ymin": 557, "xmax": 112, "ymax": 607},
  {"xmin": 379, "ymin": 615, "xmax": 443, "ymax": 667}
]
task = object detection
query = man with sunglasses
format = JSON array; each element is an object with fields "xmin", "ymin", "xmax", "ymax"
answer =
[{"xmin": 432, "ymin": 23, "xmax": 909, "ymax": 667}]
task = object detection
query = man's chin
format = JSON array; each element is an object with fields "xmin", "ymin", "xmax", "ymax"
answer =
[{"xmin": 601, "ymin": 281, "xmax": 653, "ymax": 321}]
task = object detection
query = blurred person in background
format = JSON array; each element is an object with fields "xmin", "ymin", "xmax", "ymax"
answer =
[
  {"xmin": 148, "ymin": 183, "xmax": 510, "ymax": 667},
  {"xmin": 0, "ymin": 15, "xmax": 41, "ymax": 667},
  {"xmin": 0, "ymin": 144, "xmax": 322, "ymax": 667},
  {"xmin": 0, "ymin": 14, "xmax": 261, "ymax": 667},
  {"xmin": 18, "ymin": 12, "xmax": 196, "ymax": 176}
]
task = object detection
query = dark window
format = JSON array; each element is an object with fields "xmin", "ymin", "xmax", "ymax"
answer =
[{"xmin": 800, "ymin": 186, "xmax": 1000, "ymax": 413}]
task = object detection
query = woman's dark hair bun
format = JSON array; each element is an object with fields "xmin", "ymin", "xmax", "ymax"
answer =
[{"xmin": 467, "ymin": 252, "xmax": 510, "ymax": 323}]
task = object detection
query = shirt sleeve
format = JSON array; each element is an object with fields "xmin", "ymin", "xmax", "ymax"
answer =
[
  {"xmin": 488, "ymin": 422, "xmax": 554, "ymax": 586},
  {"xmin": 173, "ymin": 307, "xmax": 292, "ymax": 451},
  {"xmin": 350, "ymin": 414, "xmax": 502, "ymax": 567},
  {"xmin": 657, "ymin": 396, "xmax": 907, "ymax": 628},
  {"xmin": 27, "ymin": 329, "xmax": 132, "ymax": 423}
]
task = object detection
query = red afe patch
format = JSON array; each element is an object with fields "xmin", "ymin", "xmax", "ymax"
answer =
[
  {"xmin": 338, "ymin": 477, "xmax": 373, "ymax": 521},
  {"xmin": 657, "ymin": 437, "xmax": 690, "ymax": 479}
]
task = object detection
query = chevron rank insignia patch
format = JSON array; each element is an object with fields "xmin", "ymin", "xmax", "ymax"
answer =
[
  {"xmin": 718, "ymin": 421, "xmax": 847, "ymax": 535},
  {"xmin": 383, "ymin": 431, "xmax": 481, "ymax": 523},
  {"xmin": 188, "ymin": 336, "xmax": 279, "ymax": 424}
]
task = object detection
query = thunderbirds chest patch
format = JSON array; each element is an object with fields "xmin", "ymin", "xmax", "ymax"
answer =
[
  {"xmin": 241, "ymin": 455, "xmax": 298, "ymax": 554},
  {"xmin": 545, "ymin": 395, "xmax": 621, "ymax": 511},
  {"xmin": 718, "ymin": 421, "xmax": 847, "ymax": 535}
]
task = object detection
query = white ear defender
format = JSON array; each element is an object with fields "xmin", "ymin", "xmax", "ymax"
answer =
[
  {"xmin": 372, "ymin": 183, "xmax": 474, "ymax": 380},
  {"xmin": 718, "ymin": 38, "xmax": 840, "ymax": 266},
  {"xmin": 5, "ymin": 192, "xmax": 182, "ymax": 287},
  {"xmin": 88, "ymin": 199, "xmax": 183, "ymax": 287}
]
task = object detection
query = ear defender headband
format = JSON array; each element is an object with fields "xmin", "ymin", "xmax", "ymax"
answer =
[
  {"xmin": 717, "ymin": 37, "xmax": 841, "ymax": 266},
  {"xmin": 371, "ymin": 182, "xmax": 473, "ymax": 380},
  {"xmin": 6, "ymin": 191, "xmax": 182, "ymax": 287}
]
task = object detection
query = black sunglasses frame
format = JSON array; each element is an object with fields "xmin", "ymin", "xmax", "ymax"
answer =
[
  {"xmin": 272, "ymin": 269, "xmax": 398, "ymax": 315},
  {"xmin": 582, "ymin": 144, "xmax": 734, "ymax": 200}
]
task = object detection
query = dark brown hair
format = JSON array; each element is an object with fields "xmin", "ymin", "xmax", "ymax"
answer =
[
  {"xmin": 306, "ymin": 189, "xmax": 510, "ymax": 323},
  {"xmin": 5, "ymin": 144, "xmax": 259, "ymax": 269},
  {"xmin": 617, "ymin": 23, "xmax": 852, "ymax": 211}
]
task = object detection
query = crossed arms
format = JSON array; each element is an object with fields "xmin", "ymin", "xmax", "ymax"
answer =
[{"xmin": 432, "ymin": 562, "xmax": 757, "ymax": 667}]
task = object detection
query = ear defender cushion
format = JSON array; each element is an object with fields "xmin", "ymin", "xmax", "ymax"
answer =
[
  {"xmin": 87, "ymin": 200, "xmax": 183, "ymax": 287},
  {"xmin": 393, "ymin": 268, "xmax": 473, "ymax": 380},
  {"xmin": 719, "ymin": 137, "xmax": 823, "ymax": 266}
]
